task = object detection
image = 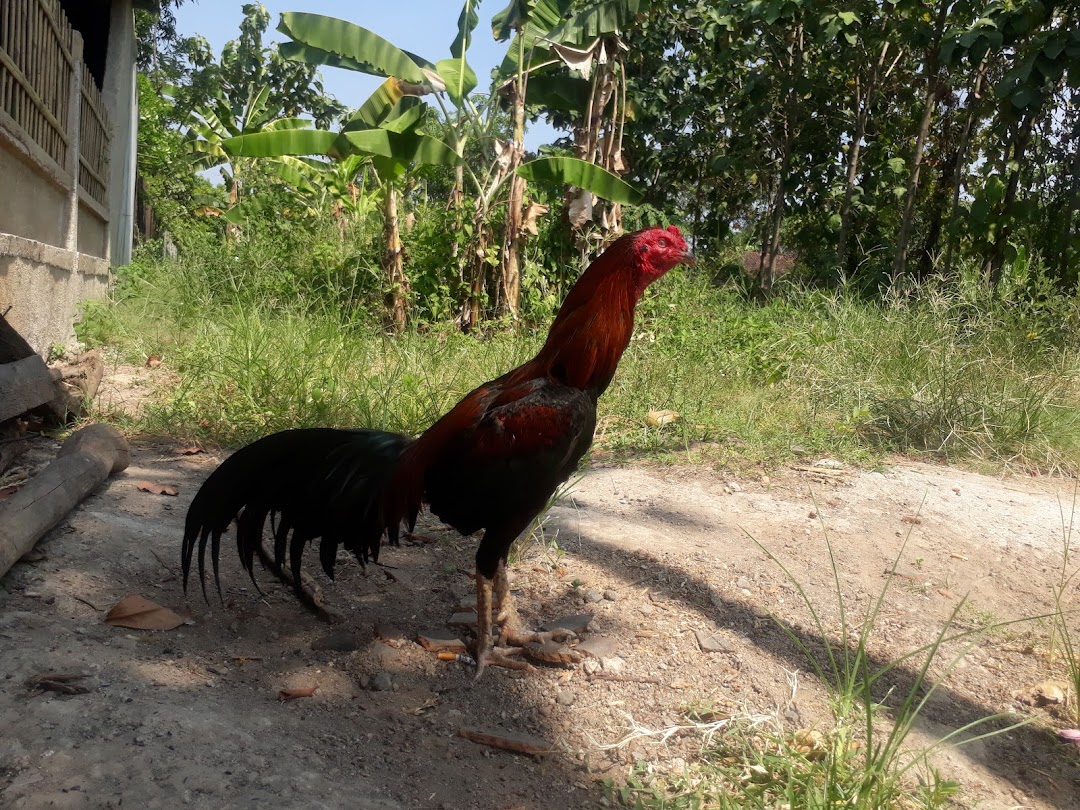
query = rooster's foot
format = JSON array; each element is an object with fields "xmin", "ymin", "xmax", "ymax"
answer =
[{"xmin": 474, "ymin": 646, "xmax": 536, "ymax": 680}]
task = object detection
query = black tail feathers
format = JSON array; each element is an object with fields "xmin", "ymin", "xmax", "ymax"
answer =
[{"xmin": 181, "ymin": 428, "xmax": 412, "ymax": 602}]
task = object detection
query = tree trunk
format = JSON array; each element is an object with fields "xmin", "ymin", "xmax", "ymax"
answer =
[
  {"xmin": 381, "ymin": 183, "xmax": 409, "ymax": 332},
  {"xmin": 837, "ymin": 42, "xmax": 895, "ymax": 274},
  {"xmin": 760, "ymin": 23, "xmax": 802, "ymax": 296},
  {"xmin": 461, "ymin": 213, "xmax": 489, "ymax": 332},
  {"xmin": 891, "ymin": 0, "xmax": 950, "ymax": 290},
  {"xmin": 984, "ymin": 111, "xmax": 1036, "ymax": 288},
  {"xmin": 497, "ymin": 41, "xmax": 530, "ymax": 319},
  {"xmin": 1059, "ymin": 134, "xmax": 1080, "ymax": 285},
  {"xmin": 942, "ymin": 61, "xmax": 988, "ymax": 279}
]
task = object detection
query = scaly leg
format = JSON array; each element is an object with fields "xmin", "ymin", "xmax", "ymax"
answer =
[
  {"xmin": 493, "ymin": 559, "xmax": 576, "ymax": 647},
  {"xmin": 473, "ymin": 571, "xmax": 533, "ymax": 679}
]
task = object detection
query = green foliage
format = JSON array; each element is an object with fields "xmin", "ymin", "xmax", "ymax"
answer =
[{"xmin": 85, "ymin": 236, "xmax": 1080, "ymax": 472}]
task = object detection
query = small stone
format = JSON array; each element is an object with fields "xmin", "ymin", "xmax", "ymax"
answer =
[
  {"xmin": 577, "ymin": 636, "xmax": 619, "ymax": 659},
  {"xmin": 556, "ymin": 690, "xmax": 575, "ymax": 706},
  {"xmin": 602, "ymin": 590, "xmax": 619, "ymax": 602},
  {"xmin": 638, "ymin": 604, "xmax": 654, "ymax": 615},
  {"xmin": 370, "ymin": 672, "xmax": 393, "ymax": 692},
  {"xmin": 735, "ymin": 577, "xmax": 752, "ymax": 590},
  {"xmin": 375, "ymin": 645, "xmax": 402, "ymax": 666},
  {"xmin": 582, "ymin": 659, "xmax": 601, "ymax": 675},
  {"xmin": 448, "ymin": 612, "xmax": 478, "ymax": 628},
  {"xmin": 540, "ymin": 613, "xmax": 593, "ymax": 635},
  {"xmin": 583, "ymin": 590, "xmax": 603, "ymax": 604},
  {"xmin": 600, "ymin": 656, "xmax": 625, "ymax": 674},
  {"xmin": 693, "ymin": 629, "xmax": 735, "ymax": 654},
  {"xmin": 416, "ymin": 632, "xmax": 468, "ymax": 653},
  {"xmin": 727, "ymin": 482, "xmax": 742, "ymax": 493}
]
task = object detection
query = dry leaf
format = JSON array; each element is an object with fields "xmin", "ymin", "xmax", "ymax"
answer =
[
  {"xmin": 105, "ymin": 595, "xmax": 186, "ymax": 631},
  {"xmin": 523, "ymin": 200, "xmax": 550, "ymax": 236},
  {"xmin": 135, "ymin": 481, "xmax": 179, "ymax": 496},
  {"xmin": 145, "ymin": 355, "xmax": 162, "ymax": 368},
  {"xmin": 0, "ymin": 485, "xmax": 19, "ymax": 501},
  {"xmin": 567, "ymin": 190, "xmax": 594, "ymax": 229},
  {"xmin": 278, "ymin": 686, "xmax": 318, "ymax": 701},
  {"xmin": 646, "ymin": 409, "xmax": 681, "ymax": 427},
  {"xmin": 176, "ymin": 445, "xmax": 203, "ymax": 456}
]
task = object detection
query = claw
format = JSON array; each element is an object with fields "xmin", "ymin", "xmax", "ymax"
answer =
[{"xmin": 474, "ymin": 646, "xmax": 535, "ymax": 679}]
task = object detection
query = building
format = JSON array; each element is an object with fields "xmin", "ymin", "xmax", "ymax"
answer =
[{"xmin": 0, "ymin": 0, "xmax": 152, "ymax": 354}]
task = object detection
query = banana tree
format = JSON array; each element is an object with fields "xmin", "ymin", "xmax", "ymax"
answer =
[
  {"xmin": 184, "ymin": 83, "xmax": 314, "ymax": 214},
  {"xmin": 492, "ymin": 0, "xmax": 654, "ymax": 273},
  {"xmin": 275, "ymin": 5, "xmax": 644, "ymax": 327},
  {"xmin": 222, "ymin": 75, "xmax": 459, "ymax": 330}
]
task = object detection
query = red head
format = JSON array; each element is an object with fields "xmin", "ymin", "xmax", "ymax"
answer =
[{"xmin": 627, "ymin": 226, "xmax": 694, "ymax": 294}]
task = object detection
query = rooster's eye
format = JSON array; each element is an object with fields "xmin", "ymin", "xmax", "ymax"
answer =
[{"xmin": 658, "ymin": 238, "xmax": 669, "ymax": 247}]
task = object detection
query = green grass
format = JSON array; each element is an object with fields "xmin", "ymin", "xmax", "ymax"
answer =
[
  {"xmin": 605, "ymin": 516, "xmax": 1027, "ymax": 810},
  {"xmin": 82, "ymin": 243, "xmax": 1080, "ymax": 472}
]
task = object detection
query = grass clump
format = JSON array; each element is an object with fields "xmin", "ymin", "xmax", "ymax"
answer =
[
  {"xmin": 82, "ymin": 232, "xmax": 1080, "ymax": 471},
  {"xmin": 606, "ymin": 512, "xmax": 1026, "ymax": 810}
]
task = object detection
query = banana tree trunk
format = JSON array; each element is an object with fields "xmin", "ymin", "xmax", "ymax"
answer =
[
  {"xmin": 498, "ymin": 40, "xmax": 530, "ymax": 319},
  {"xmin": 382, "ymin": 183, "xmax": 409, "ymax": 332},
  {"xmin": 461, "ymin": 212, "xmax": 490, "ymax": 332}
]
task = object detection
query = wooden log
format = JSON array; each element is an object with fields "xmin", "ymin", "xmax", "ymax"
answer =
[
  {"xmin": 0, "ymin": 423, "xmax": 129, "ymax": 580},
  {"xmin": 0, "ymin": 355, "xmax": 59, "ymax": 422},
  {"xmin": 0, "ymin": 311, "xmax": 35, "ymax": 364}
]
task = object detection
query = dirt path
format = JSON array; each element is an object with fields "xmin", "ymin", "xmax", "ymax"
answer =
[{"xmin": 1, "ymin": 439, "xmax": 1078, "ymax": 809}]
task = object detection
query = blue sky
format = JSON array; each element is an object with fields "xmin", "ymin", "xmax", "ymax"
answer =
[{"xmin": 173, "ymin": 0, "xmax": 560, "ymax": 148}]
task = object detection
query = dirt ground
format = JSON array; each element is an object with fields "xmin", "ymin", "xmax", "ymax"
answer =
[{"xmin": 2, "ymin": 425, "xmax": 1080, "ymax": 808}]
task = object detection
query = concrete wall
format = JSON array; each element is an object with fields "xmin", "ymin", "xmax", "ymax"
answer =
[
  {"xmin": 0, "ymin": 234, "xmax": 110, "ymax": 353},
  {"xmin": 0, "ymin": 132, "xmax": 71, "ymax": 249},
  {"xmin": 77, "ymin": 202, "xmax": 110, "ymax": 259},
  {"xmin": 0, "ymin": 0, "xmax": 141, "ymax": 356}
]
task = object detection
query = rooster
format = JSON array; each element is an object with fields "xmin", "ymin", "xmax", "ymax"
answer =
[{"xmin": 182, "ymin": 226, "xmax": 693, "ymax": 675}]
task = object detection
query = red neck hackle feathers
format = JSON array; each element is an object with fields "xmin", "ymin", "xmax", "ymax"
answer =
[
  {"xmin": 530, "ymin": 226, "xmax": 693, "ymax": 390},
  {"xmin": 388, "ymin": 226, "xmax": 692, "ymax": 523}
]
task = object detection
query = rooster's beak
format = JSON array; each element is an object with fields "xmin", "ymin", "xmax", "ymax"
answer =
[{"xmin": 682, "ymin": 247, "xmax": 696, "ymax": 267}]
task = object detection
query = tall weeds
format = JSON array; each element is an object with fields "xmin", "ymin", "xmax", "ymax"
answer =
[{"xmin": 82, "ymin": 236, "xmax": 1080, "ymax": 470}]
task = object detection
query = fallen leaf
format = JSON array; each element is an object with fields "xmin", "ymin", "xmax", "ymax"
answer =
[
  {"xmin": 458, "ymin": 727, "xmax": 551, "ymax": 756},
  {"xmin": 646, "ymin": 409, "xmax": 681, "ymax": 427},
  {"xmin": 105, "ymin": 595, "xmax": 186, "ymax": 630},
  {"xmin": 145, "ymin": 355, "xmax": 162, "ymax": 368},
  {"xmin": 135, "ymin": 481, "xmax": 179, "ymax": 496},
  {"xmin": 900, "ymin": 515, "xmax": 922, "ymax": 525},
  {"xmin": 949, "ymin": 552, "xmax": 967, "ymax": 560},
  {"xmin": 1059, "ymin": 729, "xmax": 1080, "ymax": 748},
  {"xmin": 176, "ymin": 445, "xmax": 203, "ymax": 456},
  {"xmin": 406, "ymin": 697, "xmax": 439, "ymax": 716},
  {"xmin": 278, "ymin": 686, "xmax": 318, "ymax": 701},
  {"xmin": 0, "ymin": 485, "xmax": 19, "ymax": 500}
]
